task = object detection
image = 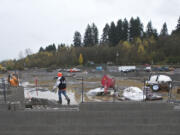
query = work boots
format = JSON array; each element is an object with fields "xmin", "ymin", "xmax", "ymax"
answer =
[
  {"xmin": 67, "ymin": 99, "xmax": 70, "ymax": 105},
  {"xmin": 58, "ymin": 98, "xmax": 70, "ymax": 105},
  {"xmin": 58, "ymin": 99, "xmax": 62, "ymax": 104}
]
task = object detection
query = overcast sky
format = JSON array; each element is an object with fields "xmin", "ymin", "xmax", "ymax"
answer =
[{"xmin": 0, "ymin": 0, "xmax": 179, "ymax": 61}]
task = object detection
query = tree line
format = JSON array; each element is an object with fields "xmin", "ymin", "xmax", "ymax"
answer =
[
  {"xmin": 1, "ymin": 17, "xmax": 180, "ymax": 70},
  {"xmin": 73, "ymin": 17, "xmax": 165, "ymax": 47}
]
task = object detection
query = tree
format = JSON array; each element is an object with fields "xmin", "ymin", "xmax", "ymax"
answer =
[
  {"xmin": 83, "ymin": 24, "xmax": 93, "ymax": 47},
  {"xmin": 83, "ymin": 23, "xmax": 99, "ymax": 47},
  {"xmin": 116, "ymin": 19, "xmax": 123, "ymax": 43},
  {"xmin": 122, "ymin": 18, "xmax": 129, "ymax": 41},
  {"xmin": 58, "ymin": 43, "xmax": 65, "ymax": 51},
  {"xmin": 129, "ymin": 17, "xmax": 143, "ymax": 41},
  {"xmin": 146, "ymin": 21, "xmax": 153, "ymax": 36},
  {"xmin": 5, "ymin": 60, "xmax": 16, "ymax": 70},
  {"xmin": 25, "ymin": 48, "xmax": 32, "ymax": 57},
  {"xmin": 146, "ymin": 21, "xmax": 158, "ymax": 39},
  {"xmin": 122, "ymin": 41, "xmax": 131, "ymax": 50},
  {"xmin": 176, "ymin": 17, "xmax": 180, "ymax": 30},
  {"xmin": 68, "ymin": 47, "xmax": 78, "ymax": 65},
  {"xmin": 73, "ymin": 31, "xmax": 82, "ymax": 47},
  {"xmin": 39, "ymin": 47, "xmax": 44, "ymax": 52},
  {"xmin": 172, "ymin": 17, "xmax": 180, "ymax": 35},
  {"xmin": 160, "ymin": 22, "xmax": 168, "ymax": 36},
  {"xmin": 101, "ymin": 23, "xmax": 110, "ymax": 44},
  {"xmin": 79, "ymin": 53, "xmax": 83, "ymax": 65},
  {"xmin": 120, "ymin": 41, "xmax": 132, "ymax": 63},
  {"xmin": 45, "ymin": 44, "xmax": 56, "ymax": 52},
  {"xmin": 91, "ymin": 23, "xmax": 99, "ymax": 45},
  {"xmin": 109, "ymin": 21, "xmax": 117, "ymax": 46}
]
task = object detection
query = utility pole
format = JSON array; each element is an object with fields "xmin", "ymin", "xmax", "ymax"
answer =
[{"xmin": 116, "ymin": 52, "xmax": 119, "ymax": 65}]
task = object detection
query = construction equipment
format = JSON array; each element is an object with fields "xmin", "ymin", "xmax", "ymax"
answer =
[
  {"xmin": 101, "ymin": 75, "xmax": 115, "ymax": 93},
  {"xmin": 0, "ymin": 65, "xmax": 6, "ymax": 72},
  {"xmin": 146, "ymin": 74, "xmax": 172, "ymax": 91}
]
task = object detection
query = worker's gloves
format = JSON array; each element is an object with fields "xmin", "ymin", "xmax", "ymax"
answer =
[
  {"xmin": 52, "ymin": 89, "xmax": 56, "ymax": 92},
  {"xmin": 52, "ymin": 86, "xmax": 56, "ymax": 92}
]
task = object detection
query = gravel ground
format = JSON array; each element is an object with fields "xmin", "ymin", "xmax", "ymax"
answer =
[{"xmin": 1, "ymin": 67, "xmax": 180, "ymax": 103}]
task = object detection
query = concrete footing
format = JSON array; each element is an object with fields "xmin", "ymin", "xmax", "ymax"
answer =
[{"xmin": 0, "ymin": 102, "xmax": 180, "ymax": 135}]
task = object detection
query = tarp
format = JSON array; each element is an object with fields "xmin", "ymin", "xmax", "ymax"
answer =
[
  {"xmin": 123, "ymin": 87, "xmax": 145, "ymax": 101},
  {"xmin": 86, "ymin": 88, "xmax": 104, "ymax": 96}
]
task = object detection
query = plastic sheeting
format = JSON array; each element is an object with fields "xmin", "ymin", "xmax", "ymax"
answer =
[
  {"xmin": 86, "ymin": 88, "xmax": 104, "ymax": 96},
  {"xmin": 22, "ymin": 82, "xmax": 78, "ymax": 105},
  {"xmin": 123, "ymin": 87, "xmax": 145, "ymax": 101}
]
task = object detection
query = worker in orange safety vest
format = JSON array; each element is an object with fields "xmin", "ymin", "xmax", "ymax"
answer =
[{"xmin": 8, "ymin": 73, "xmax": 19, "ymax": 87}]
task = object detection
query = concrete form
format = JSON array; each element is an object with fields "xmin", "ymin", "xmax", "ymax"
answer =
[{"xmin": 0, "ymin": 87, "xmax": 180, "ymax": 135}]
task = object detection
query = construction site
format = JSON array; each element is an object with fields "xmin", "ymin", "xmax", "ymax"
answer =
[
  {"xmin": 0, "ymin": 66, "xmax": 180, "ymax": 135},
  {"xmin": 1, "ymin": 0, "xmax": 180, "ymax": 134}
]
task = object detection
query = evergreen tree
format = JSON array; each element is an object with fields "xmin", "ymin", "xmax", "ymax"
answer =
[
  {"xmin": 146, "ymin": 21, "xmax": 153, "ymax": 36},
  {"xmin": 91, "ymin": 23, "xmax": 99, "ymax": 45},
  {"xmin": 45, "ymin": 44, "xmax": 56, "ymax": 52},
  {"xmin": 101, "ymin": 23, "xmax": 110, "ymax": 44},
  {"xmin": 116, "ymin": 19, "xmax": 123, "ymax": 43},
  {"xmin": 176, "ymin": 17, "xmax": 180, "ymax": 31},
  {"xmin": 73, "ymin": 31, "xmax": 82, "ymax": 47},
  {"xmin": 109, "ymin": 21, "xmax": 117, "ymax": 46},
  {"xmin": 122, "ymin": 18, "xmax": 129, "ymax": 41},
  {"xmin": 136, "ymin": 17, "xmax": 144, "ymax": 37},
  {"xmin": 146, "ymin": 21, "xmax": 158, "ymax": 39},
  {"xmin": 58, "ymin": 43, "xmax": 65, "ymax": 51},
  {"xmin": 39, "ymin": 47, "xmax": 44, "ymax": 52},
  {"xmin": 160, "ymin": 22, "xmax": 168, "ymax": 36},
  {"xmin": 83, "ymin": 24, "xmax": 93, "ymax": 47},
  {"xmin": 83, "ymin": 23, "xmax": 99, "ymax": 47},
  {"xmin": 129, "ymin": 17, "xmax": 135, "ymax": 40},
  {"xmin": 172, "ymin": 17, "xmax": 180, "ymax": 35},
  {"xmin": 129, "ymin": 17, "xmax": 143, "ymax": 41}
]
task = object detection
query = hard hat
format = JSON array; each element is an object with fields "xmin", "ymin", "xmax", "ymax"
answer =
[{"xmin": 57, "ymin": 72, "xmax": 62, "ymax": 77}]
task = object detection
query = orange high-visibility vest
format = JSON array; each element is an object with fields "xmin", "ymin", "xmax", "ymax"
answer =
[{"xmin": 10, "ymin": 76, "xmax": 19, "ymax": 86}]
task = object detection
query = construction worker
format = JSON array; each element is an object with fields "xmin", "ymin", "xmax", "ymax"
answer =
[
  {"xmin": 53, "ymin": 72, "xmax": 70, "ymax": 105},
  {"xmin": 8, "ymin": 73, "xmax": 19, "ymax": 87}
]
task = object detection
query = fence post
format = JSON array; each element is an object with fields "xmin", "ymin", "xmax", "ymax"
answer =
[
  {"xmin": 35, "ymin": 78, "xmax": 38, "ymax": 96},
  {"xmin": 2, "ymin": 78, "xmax": 6, "ymax": 103},
  {"xmin": 143, "ymin": 78, "xmax": 146, "ymax": 102},
  {"xmin": 113, "ymin": 87, "xmax": 116, "ymax": 103},
  {"xmin": 76, "ymin": 77, "xmax": 84, "ymax": 103},
  {"xmin": 168, "ymin": 82, "xmax": 173, "ymax": 103},
  {"xmin": 81, "ymin": 77, "xmax": 84, "ymax": 103}
]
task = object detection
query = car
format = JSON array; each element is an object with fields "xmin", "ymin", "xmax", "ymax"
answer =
[
  {"xmin": 67, "ymin": 68, "xmax": 81, "ymax": 72},
  {"xmin": 144, "ymin": 66, "xmax": 151, "ymax": 72}
]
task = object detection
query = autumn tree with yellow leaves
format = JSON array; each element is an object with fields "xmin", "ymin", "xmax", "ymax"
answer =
[{"xmin": 79, "ymin": 53, "xmax": 83, "ymax": 65}]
